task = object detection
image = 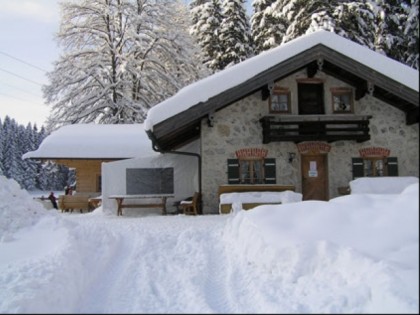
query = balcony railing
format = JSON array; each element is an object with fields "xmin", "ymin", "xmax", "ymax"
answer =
[{"xmin": 259, "ymin": 115, "xmax": 372, "ymax": 143}]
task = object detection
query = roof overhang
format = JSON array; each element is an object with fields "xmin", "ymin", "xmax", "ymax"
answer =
[{"xmin": 147, "ymin": 44, "xmax": 419, "ymax": 151}]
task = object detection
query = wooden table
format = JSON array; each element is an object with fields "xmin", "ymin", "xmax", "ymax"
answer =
[{"xmin": 109, "ymin": 194, "xmax": 174, "ymax": 216}]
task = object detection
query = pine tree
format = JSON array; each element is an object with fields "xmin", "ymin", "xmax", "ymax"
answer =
[
  {"xmin": 275, "ymin": 0, "xmax": 376, "ymax": 48},
  {"xmin": 0, "ymin": 118, "xmax": 3, "ymax": 176},
  {"xmin": 20, "ymin": 123, "xmax": 38, "ymax": 190},
  {"xmin": 1, "ymin": 116, "xmax": 19, "ymax": 180},
  {"xmin": 372, "ymin": 0, "xmax": 408, "ymax": 63},
  {"xmin": 403, "ymin": 0, "xmax": 419, "ymax": 69},
  {"xmin": 251, "ymin": 0, "xmax": 284, "ymax": 53},
  {"xmin": 219, "ymin": 0, "xmax": 254, "ymax": 69},
  {"xmin": 190, "ymin": 0, "xmax": 224, "ymax": 72},
  {"xmin": 44, "ymin": 0, "xmax": 205, "ymax": 128},
  {"xmin": 254, "ymin": 0, "xmax": 417, "ymax": 68}
]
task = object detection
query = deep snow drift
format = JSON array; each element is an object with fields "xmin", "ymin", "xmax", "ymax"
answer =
[{"xmin": 0, "ymin": 175, "xmax": 418, "ymax": 313}]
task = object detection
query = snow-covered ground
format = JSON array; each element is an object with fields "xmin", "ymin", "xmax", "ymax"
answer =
[{"xmin": 0, "ymin": 175, "xmax": 418, "ymax": 313}]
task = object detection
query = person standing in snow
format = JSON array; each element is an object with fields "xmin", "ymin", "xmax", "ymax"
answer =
[{"xmin": 48, "ymin": 192, "xmax": 58, "ymax": 209}]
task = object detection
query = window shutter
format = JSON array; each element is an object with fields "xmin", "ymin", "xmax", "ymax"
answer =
[
  {"xmin": 227, "ymin": 159, "xmax": 240, "ymax": 184},
  {"xmin": 352, "ymin": 157, "xmax": 364, "ymax": 179},
  {"xmin": 386, "ymin": 157, "xmax": 398, "ymax": 176},
  {"xmin": 264, "ymin": 158, "xmax": 276, "ymax": 184}
]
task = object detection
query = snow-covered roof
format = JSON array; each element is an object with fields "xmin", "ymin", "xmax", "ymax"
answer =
[
  {"xmin": 22, "ymin": 124, "xmax": 156, "ymax": 160},
  {"xmin": 145, "ymin": 30, "xmax": 419, "ymax": 131}
]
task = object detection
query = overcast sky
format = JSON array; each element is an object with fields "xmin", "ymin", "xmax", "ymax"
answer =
[
  {"xmin": 0, "ymin": 0, "xmax": 61, "ymax": 127},
  {"xmin": 0, "ymin": 0, "xmax": 252, "ymax": 128}
]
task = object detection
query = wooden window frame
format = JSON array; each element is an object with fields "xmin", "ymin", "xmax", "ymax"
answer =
[
  {"xmin": 331, "ymin": 87, "xmax": 353, "ymax": 113},
  {"xmin": 238, "ymin": 158, "xmax": 265, "ymax": 184},
  {"xmin": 363, "ymin": 157, "xmax": 387, "ymax": 177},
  {"xmin": 269, "ymin": 87, "xmax": 291, "ymax": 113}
]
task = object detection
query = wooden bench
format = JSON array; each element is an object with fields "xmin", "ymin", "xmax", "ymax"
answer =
[
  {"xmin": 58, "ymin": 193, "xmax": 100, "ymax": 213},
  {"xmin": 218, "ymin": 184, "xmax": 296, "ymax": 214},
  {"xmin": 179, "ymin": 192, "xmax": 200, "ymax": 215},
  {"xmin": 109, "ymin": 194, "xmax": 174, "ymax": 216}
]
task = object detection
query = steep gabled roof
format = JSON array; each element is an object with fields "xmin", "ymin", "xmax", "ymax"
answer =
[{"xmin": 145, "ymin": 30, "xmax": 419, "ymax": 151}]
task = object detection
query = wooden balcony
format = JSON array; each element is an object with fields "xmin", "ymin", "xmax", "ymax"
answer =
[{"xmin": 259, "ymin": 115, "xmax": 372, "ymax": 143}]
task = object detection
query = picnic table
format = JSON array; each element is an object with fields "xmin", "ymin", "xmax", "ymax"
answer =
[{"xmin": 109, "ymin": 194, "xmax": 174, "ymax": 216}]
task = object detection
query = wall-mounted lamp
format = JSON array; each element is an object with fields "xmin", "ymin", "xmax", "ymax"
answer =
[{"xmin": 288, "ymin": 152, "xmax": 296, "ymax": 163}]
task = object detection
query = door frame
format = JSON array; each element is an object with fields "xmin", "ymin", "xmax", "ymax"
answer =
[
  {"xmin": 300, "ymin": 153, "xmax": 329, "ymax": 201},
  {"xmin": 296, "ymin": 142, "xmax": 332, "ymax": 201}
]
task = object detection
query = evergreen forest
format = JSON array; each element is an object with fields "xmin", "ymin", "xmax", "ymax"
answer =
[{"xmin": 0, "ymin": 116, "xmax": 74, "ymax": 191}]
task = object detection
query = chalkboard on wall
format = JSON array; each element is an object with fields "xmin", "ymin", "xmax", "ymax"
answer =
[{"xmin": 126, "ymin": 168, "xmax": 174, "ymax": 195}]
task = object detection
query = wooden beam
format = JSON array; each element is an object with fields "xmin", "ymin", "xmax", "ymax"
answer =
[
  {"xmin": 261, "ymin": 85, "xmax": 270, "ymax": 100},
  {"xmin": 306, "ymin": 61, "xmax": 318, "ymax": 77},
  {"xmin": 406, "ymin": 107, "xmax": 419, "ymax": 125}
]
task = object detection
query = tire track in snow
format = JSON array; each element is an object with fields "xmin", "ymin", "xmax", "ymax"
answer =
[
  {"xmin": 70, "ymin": 218, "xmax": 138, "ymax": 313},
  {"xmin": 201, "ymin": 229, "xmax": 271, "ymax": 313},
  {"xmin": 200, "ymin": 229, "xmax": 237, "ymax": 313},
  {"xmin": 64, "ymin": 214, "xmax": 238, "ymax": 313}
]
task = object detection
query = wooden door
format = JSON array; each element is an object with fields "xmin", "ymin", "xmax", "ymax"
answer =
[{"xmin": 301, "ymin": 154, "xmax": 328, "ymax": 201}]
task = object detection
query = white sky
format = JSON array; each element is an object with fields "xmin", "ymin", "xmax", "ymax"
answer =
[
  {"xmin": 0, "ymin": 0, "xmax": 61, "ymax": 127},
  {"xmin": 0, "ymin": 174, "xmax": 418, "ymax": 313}
]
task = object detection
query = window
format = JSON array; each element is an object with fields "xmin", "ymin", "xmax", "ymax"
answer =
[
  {"xmin": 363, "ymin": 157, "xmax": 386, "ymax": 177},
  {"xmin": 227, "ymin": 158, "xmax": 276, "ymax": 184},
  {"xmin": 351, "ymin": 157, "xmax": 398, "ymax": 179},
  {"xmin": 269, "ymin": 87, "xmax": 290, "ymax": 113},
  {"xmin": 331, "ymin": 88, "xmax": 353, "ymax": 113},
  {"xmin": 239, "ymin": 159, "xmax": 264, "ymax": 184},
  {"xmin": 297, "ymin": 81, "xmax": 324, "ymax": 115},
  {"xmin": 126, "ymin": 168, "xmax": 174, "ymax": 194}
]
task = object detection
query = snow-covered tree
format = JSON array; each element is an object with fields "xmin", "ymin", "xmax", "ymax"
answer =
[
  {"xmin": 189, "ymin": 0, "xmax": 224, "ymax": 72},
  {"xmin": 252, "ymin": 0, "xmax": 416, "ymax": 69},
  {"xmin": 44, "ymin": 0, "xmax": 205, "ymax": 129},
  {"xmin": 1, "ymin": 116, "xmax": 19, "ymax": 180},
  {"xmin": 371, "ymin": 0, "xmax": 408, "ymax": 64},
  {"xmin": 274, "ymin": 0, "xmax": 376, "ymax": 49},
  {"xmin": 251, "ymin": 0, "xmax": 284, "ymax": 53},
  {"xmin": 20, "ymin": 123, "xmax": 38, "ymax": 190},
  {"xmin": 403, "ymin": 0, "xmax": 419, "ymax": 69},
  {"xmin": 0, "ymin": 115, "xmax": 72, "ymax": 191},
  {"xmin": 0, "ymin": 118, "xmax": 3, "ymax": 176},
  {"xmin": 219, "ymin": 0, "xmax": 254, "ymax": 69}
]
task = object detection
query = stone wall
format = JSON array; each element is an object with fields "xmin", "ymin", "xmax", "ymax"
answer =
[{"xmin": 200, "ymin": 71, "xmax": 419, "ymax": 214}]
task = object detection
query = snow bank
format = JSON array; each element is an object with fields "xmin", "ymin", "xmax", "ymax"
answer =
[
  {"xmin": 0, "ymin": 175, "xmax": 119, "ymax": 313},
  {"xmin": 0, "ymin": 176, "xmax": 57, "ymax": 242},
  {"xmin": 350, "ymin": 176, "xmax": 419, "ymax": 194},
  {"xmin": 222, "ymin": 183, "xmax": 419, "ymax": 313}
]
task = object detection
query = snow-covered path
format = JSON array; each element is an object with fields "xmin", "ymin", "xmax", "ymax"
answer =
[
  {"xmin": 65, "ymin": 213, "xmax": 258, "ymax": 313},
  {"xmin": 1, "ymin": 177, "xmax": 418, "ymax": 314}
]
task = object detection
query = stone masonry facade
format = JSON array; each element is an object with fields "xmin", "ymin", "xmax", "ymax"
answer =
[{"xmin": 200, "ymin": 70, "xmax": 419, "ymax": 214}]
